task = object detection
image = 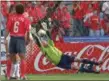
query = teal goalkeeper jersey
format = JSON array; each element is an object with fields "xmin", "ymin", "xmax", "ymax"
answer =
[{"xmin": 40, "ymin": 39, "xmax": 62, "ymax": 65}]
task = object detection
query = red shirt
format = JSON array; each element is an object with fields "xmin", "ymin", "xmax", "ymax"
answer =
[
  {"xmin": 100, "ymin": 19, "xmax": 107, "ymax": 31},
  {"xmin": 7, "ymin": 13, "xmax": 15, "ymax": 22},
  {"xmin": 80, "ymin": 2, "xmax": 88, "ymax": 15},
  {"xmin": 73, "ymin": 5, "xmax": 84, "ymax": 20},
  {"xmin": 56, "ymin": 7, "xmax": 71, "ymax": 28},
  {"xmin": 60, "ymin": 12, "xmax": 71, "ymax": 28},
  {"xmin": 29, "ymin": 6, "xmax": 43, "ymax": 24},
  {"xmin": 84, "ymin": 9, "xmax": 93, "ymax": 27},
  {"xmin": 90, "ymin": 15, "xmax": 100, "ymax": 30},
  {"xmin": 51, "ymin": 7, "xmax": 62, "ymax": 20},
  {"xmin": 25, "ymin": 7, "xmax": 31, "ymax": 14},
  {"xmin": 92, "ymin": 2, "xmax": 99, "ymax": 11},
  {"xmin": 57, "ymin": 8, "xmax": 63, "ymax": 20},
  {"xmin": 51, "ymin": 27, "xmax": 64, "ymax": 42},
  {"xmin": 1, "ymin": 1, "xmax": 8, "ymax": 17},
  {"xmin": 7, "ymin": 14, "xmax": 30, "ymax": 37}
]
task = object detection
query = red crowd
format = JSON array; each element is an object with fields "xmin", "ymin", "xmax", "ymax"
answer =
[{"xmin": 1, "ymin": 1, "xmax": 109, "ymax": 41}]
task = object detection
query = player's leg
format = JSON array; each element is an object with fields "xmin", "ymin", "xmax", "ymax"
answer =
[
  {"xmin": 17, "ymin": 37, "xmax": 27, "ymax": 80},
  {"xmin": 74, "ymin": 57, "xmax": 102, "ymax": 65},
  {"xmin": 57, "ymin": 55, "xmax": 79, "ymax": 70},
  {"xmin": 86, "ymin": 64, "xmax": 100, "ymax": 73},
  {"xmin": 78, "ymin": 63, "xmax": 86, "ymax": 73},
  {"xmin": 4, "ymin": 36, "xmax": 12, "ymax": 79},
  {"xmin": 9, "ymin": 36, "xmax": 20, "ymax": 80},
  {"xmin": 19, "ymin": 54, "xmax": 27, "ymax": 80},
  {"xmin": 6, "ymin": 57, "xmax": 12, "ymax": 80},
  {"xmin": 78, "ymin": 63, "xmax": 94, "ymax": 73},
  {"xmin": 70, "ymin": 56, "xmax": 80, "ymax": 70}
]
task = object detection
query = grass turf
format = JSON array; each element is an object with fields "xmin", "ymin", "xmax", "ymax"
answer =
[{"xmin": 1, "ymin": 73, "xmax": 109, "ymax": 80}]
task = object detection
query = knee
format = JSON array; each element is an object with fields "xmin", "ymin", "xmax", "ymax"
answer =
[
  {"xmin": 71, "ymin": 65, "xmax": 79, "ymax": 70},
  {"xmin": 74, "ymin": 58, "xmax": 81, "ymax": 62},
  {"xmin": 19, "ymin": 54, "xmax": 25, "ymax": 60}
]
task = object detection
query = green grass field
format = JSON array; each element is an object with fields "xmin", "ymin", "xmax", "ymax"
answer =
[{"xmin": 1, "ymin": 73, "xmax": 109, "ymax": 80}]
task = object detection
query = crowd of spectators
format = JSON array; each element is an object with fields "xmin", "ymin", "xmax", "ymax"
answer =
[
  {"xmin": 72, "ymin": 1, "xmax": 109, "ymax": 37},
  {"xmin": 1, "ymin": 1, "xmax": 109, "ymax": 42}
]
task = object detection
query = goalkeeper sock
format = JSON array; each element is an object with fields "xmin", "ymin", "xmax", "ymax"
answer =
[
  {"xmin": 81, "ymin": 59, "xmax": 99, "ymax": 65},
  {"xmin": 20, "ymin": 60, "xmax": 26, "ymax": 78}
]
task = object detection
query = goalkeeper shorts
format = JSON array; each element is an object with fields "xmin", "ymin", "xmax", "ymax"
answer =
[{"xmin": 57, "ymin": 54, "xmax": 75, "ymax": 69}]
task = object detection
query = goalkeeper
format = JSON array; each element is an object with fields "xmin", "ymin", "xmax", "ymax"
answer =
[{"xmin": 31, "ymin": 28, "xmax": 102, "ymax": 70}]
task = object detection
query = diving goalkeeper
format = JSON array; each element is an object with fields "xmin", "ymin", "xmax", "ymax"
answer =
[{"xmin": 31, "ymin": 28, "xmax": 102, "ymax": 70}]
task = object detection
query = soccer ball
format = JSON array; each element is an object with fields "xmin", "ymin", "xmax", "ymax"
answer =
[{"xmin": 38, "ymin": 29, "xmax": 46, "ymax": 36}]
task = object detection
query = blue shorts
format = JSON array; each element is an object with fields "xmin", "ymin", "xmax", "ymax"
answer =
[
  {"xmin": 9, "ymin": 36, "xmax": 26, "ymax": 54},
  {"xmin": 57, "ymin": 54, "xmax": 75, "ymax": 69}
]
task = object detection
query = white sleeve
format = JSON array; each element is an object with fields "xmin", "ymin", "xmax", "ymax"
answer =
[
  {"xmin": 83, "ymin": 13, "xmax": 93, "ymax": 22},
  {"xmin": 6, "ymin": 35, "xmax": 10, "ymax": 49},
  {"xmin": 102, "ymin": 3, "xmax": 107, "ymax": 12},
  {"xmin": 29, "ymin": 25, "xmax": 33, "ymax": 40}
]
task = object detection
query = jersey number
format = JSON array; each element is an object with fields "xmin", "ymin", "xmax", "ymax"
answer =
[{"xmin": 14, "ymin": 21, "xmax": 19, "ymax": 33}]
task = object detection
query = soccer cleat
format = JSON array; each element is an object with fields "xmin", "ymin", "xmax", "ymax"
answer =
[
  {"xmin": 95, "ymin": 70, "xmax": 100, "ymax": 74},
  {"xmin": 20, "ymin": 76, "xmax": 28, "ymax": 80},
  {"xmin": 3, "ymin": 69, "xmax": 10, "ymax": 80},
  {"xmin": 3, "ymin": 70, "xmax": 6, "ymax": 77},
  {"xmin": 10, "ymin": 77, "xmax": 17, "ymax": 79},
  {"xmin": 16, "ymin": 77, "xmax": 21, "ymax": 80}
]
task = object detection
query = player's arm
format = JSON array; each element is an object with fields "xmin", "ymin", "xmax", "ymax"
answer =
[
  {"xmin": 46, "ymin": 30, "xmax": 55, "ymax": 46},
  {"xmin": 4, "ymin": 29, "xmax": 9, "ymax": 40},
  {"xmin": 4, "ymin": 31, "xmax": 9, "ymax": 54},
  {"xmin": 41, "ymin": 21, "xmax": 55, "ymax": 46},
  {"xmin": 46, "ymin": 30, "xmax": 52, "ymax": 39},
  {"xmin": 5, "ymin": 35, "xmax": 10, "ymax": 57},
  {"xmin": 5, "ymin": 16, "xmax": 12, "ymax": 40},
  {"xmin": 25, "ymin": 19, "xmax": 32, "ymax": 45},
  {"xmin": 32, "ymin": 33, "xmax": 42, "ymax": 47},
  {"xmin": 4, "ymin": 18, "xmax": 11, "ymax": 56}
]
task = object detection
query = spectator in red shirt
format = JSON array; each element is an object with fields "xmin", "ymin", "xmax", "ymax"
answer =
[
  {"xmin": 60, "ymin": 6, "xmax": 71, "ymax": 36},
  {"xmin": 7, "ymin": 4, "xmax": 16, "ymax": 19},
  {"xmin": 83, "ymin": 4, "xmax": 94, "ymax": 36},
  {"xmin": 72, "ymin": 2, "xmax": 84, "ymax": 20},
  {"xmin": 29, "ymin": 2, "xmax": 44, "ymax": 25},
  {"xmin": 1, "ymin": 1, "xmax": 8, "ymax": 17},
  {"xmin": 72, "ymin": 2, "xmax": 85, "ymax": 36},
  {"xmin": 81, "ymin": 1, "xmax": 91, "ymax": 15},
  {"xmin": 92, "ymin": 1, "xmax": 100, "ymax": 12},
  {"xmin": 51, "ymin": 20, "xmax": 64, "ymax": 42},
  {"xmin": 89, "ymin": 10, "xmax": 103, "ymax": 36}
]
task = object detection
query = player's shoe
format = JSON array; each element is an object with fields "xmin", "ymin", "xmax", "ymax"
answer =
[
  {"xmin": 20, "ymin": 76, "xmax": 28, "ymax": 80},
  {"xmin": 16, "ymin": 76, "xmax": 21, "ymax": 80},
  {"xmin": 10, "ymin": 77, "xmax": 17, "ymax": 80},
  {"xmin": 95, "ymin": 70, "xmax": 100, "ymax": 74},
  {"xmin": 3, "ymin": 69, "xmax": 10, "ymax": 80}
]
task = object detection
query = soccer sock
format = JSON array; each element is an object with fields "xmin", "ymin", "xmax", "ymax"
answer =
[
  {"xmin": 11, "ymin": 63, "xmax": 17, "ymax": 77},
  {"xmin": 20, "ymin": 59, "xmax": 26, "ymax": 78},
  {"xmin": 81, "ymin": 59, "xmax": 99, "ymax": 65},
  {"xmin": 88, "ymin": 63, "xmax": 94, "ymax": 70},
  {"xmin": 79, "ymin": 63, "xmax": 85, "ymax": 72},
  {"xmin": 15, "ymin": 61, "xmax": 20, "ymax": 78},
  {"xmin": 6, "ymin": 59, "xmax": 12, "ymax": 78}
]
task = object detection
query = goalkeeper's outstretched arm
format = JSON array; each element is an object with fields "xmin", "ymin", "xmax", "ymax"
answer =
[
  {"xmin": 32, "ymin": 34, "xmax": 41, "ymax": 47},
  {"xmin": 46, "ymin": 30, "xmax": 52, "ymax": 40}
]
